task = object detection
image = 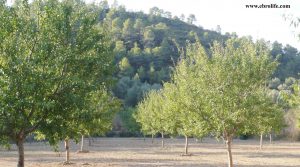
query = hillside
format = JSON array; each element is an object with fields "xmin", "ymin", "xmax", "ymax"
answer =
[{"xmin": 94, "ymin": 3, "xmax": 300, "ymax": 134}]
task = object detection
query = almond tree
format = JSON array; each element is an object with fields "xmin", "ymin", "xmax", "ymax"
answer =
[
  {"xmin": 163, "ymin": 81, "xmax": 208, "ymax": 155},
  {"xmin": 181, "ymin": 38, "xmax": 281, "ymax": 167},
  {"xmin": 78, "ymin": 90, "xmax": 121, "ymax": 153},
  {"xmin": 135, "ymin": 90, "xmax": 175, "ymax": 148},
  {"xmin": 0, "ymin": 1, "xmax": 115, "ymax": 166},
  {"xmin": 254, "ymin": 90, "xmax": 285, "ymax": 149},
  {"xmin": 38, "ymin": 90, "xmax": 120, "ymax": 163}
]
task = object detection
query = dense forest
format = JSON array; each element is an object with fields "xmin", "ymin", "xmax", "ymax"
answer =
[{"xmin": 93, "ymin": 2, "xmax": 300, "ymax": 135}]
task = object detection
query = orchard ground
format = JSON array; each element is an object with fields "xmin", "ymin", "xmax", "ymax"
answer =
[{"xmin": 1, "ymin": 137, "xmax": 300, "ymax": 167}]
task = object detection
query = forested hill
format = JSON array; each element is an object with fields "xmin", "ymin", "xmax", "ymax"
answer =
[
  {"xmin": 101, "ymin": 4, "xmax": 230, "ymax": 107},
  {"xmin": 97, "ymin": 3, "xmax": 300, "ymax": 110}
]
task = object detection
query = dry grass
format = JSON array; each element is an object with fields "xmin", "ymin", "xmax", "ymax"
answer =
[{"xmin": 1, "ymin": 137, "xmax": 300, "ymax": 167}]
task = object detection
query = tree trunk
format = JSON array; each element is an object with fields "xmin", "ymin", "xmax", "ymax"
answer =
[
  {"xmin": 184, "ymin": 135, "xmax": 189, "ymax": 155},
  {"xmin": 88, "ymin": 136, "xmax": 92, "ymax": 146},
  {"xmin": 260, "ymin": 133, "xmax": 263, "ymax": 150},
  {"xmin": 161, "ymin": 132, "xmax": 164, "ymax": 148},
  {"xmin": 269, "ymin": 134, "xmax": 272, "ymax": 144},
  {"xmin": 226, "ymin": 137, "xmax": 233, "ymax": 167},
  {"xmin": 64, "ymin": 139, "xmax": 70, "ymax": 163},
  {"xmin": 151, "ymin": 134, "xmax": 154, "ymax": 144},
  {"xmin": 80, "ymin": 135, "xmax": 84, "ymax": 152},
  {"xmin": 16, "ymin": 138, "xmax": 25, "ymax": 167}
]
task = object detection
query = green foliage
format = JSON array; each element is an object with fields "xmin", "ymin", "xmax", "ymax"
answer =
[
  {"xmin": 125, "ymin": 81, "xmax": 161, "ymax": 106},
  {"xmin": 114, "ymin": 40, "xmax": 126, "ymax": 60},
  {"xmin": 113, "ymin": 76, "xmax": 133, "ymax": 99},
  {"xmin": 129, "ymin": 42, "xmax": 142, "ymax": 55},
  {"xmin": 78, "ymin": 90, "xmax": 121, "ymax": 137},
  {"xmin": 284, "ymin": 80, "xmax": 300, "ymax": 108},
  {"xmin": 143, "ymin": 28, "xmax": 156, "ymax": 48},
  {"xmin": 185, "ymin": 38, "xmax": 282, "ymax": 138},
  {"xmin": 136, "ymin": 38, "xmax": 284, "ymax": 165},
  {"xmin": 113, "ymin": 76, "xmax": 161, "ymax": 106},
  {"xmin": 162, "ymin": 82, "xmax": 208, "ymax": 138},
  {"xmin": 136, "ymin": 38, "xmax": 284, "ymax": 142},
  {"xmin": 0, "ymin": 0, "xmax": 116, "ymax": 148},
  {"xmin": 119, "ymin": 107, "xmax": 141, "ymax": 134},
  {"xmin": 135, "ymin": 90, "xmax": 173, "ymax": 136},
  {"xmin": 119, "ymin": 57, "xmax": 134, "ymax": 76},
  {"xmin": 271, "ymin": 43, "xmax": 300, "ymax": 80},
  {"xmin": 122, "ymin": 18, "xmax": 134, "ymax": 39},
  {"xmin": 253, "ymin": 90, "xmax": 285, "ymax": 135},
  {"xmin": 134, "ymin": 18, "xmax": 144, "ymax": 35},
  {"xmin": 119, "ymin": 57, "xmax": 131, "ymax": 71},
  {"xmin": 125, "ymin": 83, "xmax": 142, "ymax": 106}
]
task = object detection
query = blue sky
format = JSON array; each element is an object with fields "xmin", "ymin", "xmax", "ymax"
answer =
[{"xmin": 102, "ymin": 0, "xmax": 300, "ymax": 49}]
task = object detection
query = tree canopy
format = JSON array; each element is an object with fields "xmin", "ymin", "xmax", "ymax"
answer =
[{"xmin": 0, "ymin": 0, "xmax": 116, "ymax": 166}]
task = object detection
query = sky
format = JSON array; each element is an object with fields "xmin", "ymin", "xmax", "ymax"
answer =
[
  {"xmin": 100, "ymin": 0, "xmax": 300, "ymax": 49},
  {"xmin": 7, "ymin": 0, "xmax": 300, "ymax": 49}
]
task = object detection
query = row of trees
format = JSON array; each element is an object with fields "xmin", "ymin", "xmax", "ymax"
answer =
[
  {"xmin": 136, "ymin": 38, "xmax": 285, "ymax": 167},
  {"xmin": 0, "ymin": 1, "xmax": 120, "ymax": 167}
]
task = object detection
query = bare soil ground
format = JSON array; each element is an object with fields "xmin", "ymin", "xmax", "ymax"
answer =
[{"xmin": 1, "ymin": 137, "xmax": 300, "ymax": 167}]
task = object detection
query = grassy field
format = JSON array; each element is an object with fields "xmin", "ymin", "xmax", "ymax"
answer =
[{"xmin": 1, "ymin": 137, "xmax": 300, "ymax": 167}]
